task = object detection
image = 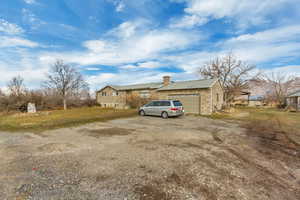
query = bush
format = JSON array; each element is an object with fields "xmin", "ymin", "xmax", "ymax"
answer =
[{"xmin": 126, "ymin": 94, "xmax": 156, "ymax": 108}]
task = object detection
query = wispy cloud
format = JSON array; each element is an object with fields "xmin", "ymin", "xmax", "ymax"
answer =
[
  {"xmin": 170, "ymin": 0, "xmax": 298, "ymax": 30},
  {"xmin": 40, "ymin": 21, "xmax": 204, "ymax": 66},
  {"xmin": 0, "ymin": 36, "xmax": 39, "ymax": 48},
  {"xmin": 24, "ymin": 0, "xmax": 36, "ymax": 4},
  {"xmin": 0, "ymin": 19, "xmax": 24, "ymax": 35}
]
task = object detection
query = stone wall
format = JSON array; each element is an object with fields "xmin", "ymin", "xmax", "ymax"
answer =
[
  {"xmin": 157, "ymin": 88, "xmax": 212, "ymax": 115},
  {"xmin": 211, "ymin": 80, "xmax": 224, "ymax": 112},
  {"xmin": 96, "ymin": 80, "xmax": 224, "ymax": 114},
  {"xmin": 96, "ymin": 87, "xmax": 126, "ymax": 108}
]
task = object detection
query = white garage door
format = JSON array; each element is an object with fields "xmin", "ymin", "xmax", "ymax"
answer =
[{"xmin": 168, "ymin": 94, "xmax": 200, "ymax": 114}]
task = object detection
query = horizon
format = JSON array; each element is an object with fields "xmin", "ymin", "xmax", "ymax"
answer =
[{"xmin": 1, "ymin": 0, "xmax": 300, "ymax": 92}]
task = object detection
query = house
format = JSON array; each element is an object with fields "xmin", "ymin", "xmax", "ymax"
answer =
[
  {"xmin": 248, "ymin": 95, "xmax": 265, "ymax": 107},
  {"xmin": 96, "ymin": 76, "xmax": 224, "ymax": 115},
  {"xmin": 286, "ymin": 90, "xmax": 300, "ymax": 111}
]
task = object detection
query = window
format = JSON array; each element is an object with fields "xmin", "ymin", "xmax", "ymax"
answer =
[
  {"xmin": 217, "ymin": 93, "xmax": 219, "ymax": 102},
  {"xmin": 146, "ymin": 102, "xmax": 154, "ymax": 107},
  {"xmin": 160, "ymin": 101, "xmax": 171, "ymax": 106},
  {"xmin": 112, "ymin": 91, "xmax": 119, "ymax": 96},
  {"xmin": 153, "ymin": 101, "xmax": 160, "ymax": 106},
  {"xmin": 140, "ymin": 91, "xmax": 150, "ymax": 98},
  {"xmin": 102, "ymin": 92, "xmax": 107, "ymax": 96},
  {"xmin": 173, "ymin": 101, "xmax": 182, "ymax": 106}
]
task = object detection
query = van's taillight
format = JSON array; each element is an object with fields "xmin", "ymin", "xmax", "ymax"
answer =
[{"xmin": 170, "ymin": 108, "xmax": 179, "ymax": 111}]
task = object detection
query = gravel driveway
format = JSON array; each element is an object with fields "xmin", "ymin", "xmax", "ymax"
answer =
[{"xmin": 0, "ymin": 115, "xmax": 299, "ymax": 200}]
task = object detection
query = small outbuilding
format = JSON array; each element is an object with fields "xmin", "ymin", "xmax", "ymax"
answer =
[{"xmin": 286, "ymin": 90, "xmax": 300, "ymax": 111}]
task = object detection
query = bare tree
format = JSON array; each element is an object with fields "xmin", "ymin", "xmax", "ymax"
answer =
[
  {"xmin": 264, "ymin": 72, "xmax": 295, "ymax": 107},
  {"xmin": 44, "ymin": 60, "xmax": 88, "ymax": 110},
  {"xmin": 7, "ymin": 76, "xmax": 26, "ymax": 97},
  {"xmin": 199, "ymin": 53, "xmax": 258, "ymax": 103}
]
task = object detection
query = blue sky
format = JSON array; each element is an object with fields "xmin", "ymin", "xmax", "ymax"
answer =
[{"xmin": 1, "ymin": 0, "xmax": 300, "ymax": 91}]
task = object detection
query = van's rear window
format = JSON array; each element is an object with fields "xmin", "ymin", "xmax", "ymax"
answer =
[{"xmin": 173, "ymin": 101, "xmax": 182, "ymax": 106}]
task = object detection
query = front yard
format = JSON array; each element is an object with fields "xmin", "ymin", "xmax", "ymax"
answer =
[
  {"xmin": 0, "ymin": 108, "xmax": 299, "ymax": 199},
  {"xmin": 0, "ymin": 107, "xmax": 136, "ymax": 132}
]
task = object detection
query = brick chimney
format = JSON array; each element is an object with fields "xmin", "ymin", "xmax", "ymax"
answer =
[{"xmin": 163, "ymin": 76, "xmax": 171, "ymax": 86}]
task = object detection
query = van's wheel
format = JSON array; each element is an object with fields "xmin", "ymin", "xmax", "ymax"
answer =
[
  {"xmin": 161, "ymin": 111, "xmax": 168, "ymax": 119},
  {"xmin": 139, "ymin": 110, "xmax": 145, "ymax": 116}
]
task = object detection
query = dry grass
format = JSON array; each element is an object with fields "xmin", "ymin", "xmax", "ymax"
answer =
[
  {"xmin": 207, "ymin": 107, "xmax": 300, "ymax": 157},
  {"xmin": 86, "ymin": 127, "xmax": 135, "ymax": 138},
  {"xmin": 0, "ymin": 107, "xmax": 136, "ymax": 132}
]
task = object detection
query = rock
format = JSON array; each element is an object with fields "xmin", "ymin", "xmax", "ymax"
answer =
[{"xmin": 27, "ymin": 103, "xmax": 36, "ymax": 113}]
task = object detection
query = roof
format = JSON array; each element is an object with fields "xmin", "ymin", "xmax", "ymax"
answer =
[
  {"xmin": 109, "ymin": 82, "xmax": 163, "ymax": 91},
  {"xmin": 157, "ymin": 78, "xmax": 218, "ymax": 91},
  {"xmin": 97, "ymin": 78, "xmax": 218, "ymax": 92},
  {"xmin": 249, "ymin": 95, "xmax": 264, "ymax": 101},
  {"xmin": 288, "ymin": 90, "xmax": 300, "ymax": 97}
]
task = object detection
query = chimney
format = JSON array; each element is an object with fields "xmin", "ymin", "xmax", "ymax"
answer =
[{"xmin": 163, "ymin": 76, "xmax": 171, "ymax": 86}]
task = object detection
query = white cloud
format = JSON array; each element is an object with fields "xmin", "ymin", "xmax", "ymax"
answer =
[
  {"xmin": 264, "ymin": 65, "xmax": 300, "ymax": 77},
  {"xmin": 222, "ymin": 25, "xmax": 300, "ymax": 63},
  {"xmin": 171, "ymin": 0, "xmax": 296, "ymax": 29},
  {"xmin": 106, "ymin": 0, "xmax": 125, "ymax": 12},
  {"xmin": 40, "ymin": 24, "xmax": 203, "ymax": 66},
  {"xmin": 108, "ymin": 19, "xmax": 152, "ymax": 39},
  {"xmin": 119, "ymin": 61, "xmax": 161, "ymax": 70},
  {"xmin": 0, "ymin": 19, "xmax": 24, "ymax": 35},
  {"xmin": 0, "ymin": 56, "xmax": 49, "ymax": 89},
  {"xmin": 170, "ymin": 15, "xmax": 208, "ymax": 28},
  {"xmin": 24, "ymin": 0, "xmax": 36, "ymax": 4},
  {"xmin": 160, "ymin": 24, "xmax": 300, "ymax": 74},
  {"xmin": 138, "ymin": 61, "xmax": 161, "ymax": 69},
  {"xmin": 0, "ymin": 36, "xmax": 39, "ymax": 48},
  {"xmin": 87, "ymin": 71, "xmax": 180, "ymax": 91},
  {"xmin": 115, "ymin": 1, "xmax": 125, "ymax": 12},
  {"xmin": 22, "ymin": 8, "xmax": 46, "ymax": 29},
  {"xmin": 85, "ymin": 67, "xmax": 101, "ymax": 71}
]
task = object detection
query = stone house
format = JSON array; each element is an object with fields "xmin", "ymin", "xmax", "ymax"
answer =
[
  {"xmin": 286, "ymin": 90, "xmax": 300, "ymax": 111},
  {"xmin": 96, "ymin": 76, "xmax": 224, "ymax": 115}
]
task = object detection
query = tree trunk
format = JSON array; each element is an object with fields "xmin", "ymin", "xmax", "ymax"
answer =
[{"xmin": 63, "ymin": 98, "xmax": 67, "ymax": 110}]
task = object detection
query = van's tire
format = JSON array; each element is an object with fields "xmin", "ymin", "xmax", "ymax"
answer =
[
  {"xmin": 139, "ymin": 110, "xmax": 145, "ymax": 116},
  {"xmin": 161, "ymin": 111, "xmax": 168, "ymax": 119}
]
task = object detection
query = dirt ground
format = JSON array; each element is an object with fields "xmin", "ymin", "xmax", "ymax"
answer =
[{"xmin": 0, "ymin": 115, "xmax": 299, "ymax": 200}]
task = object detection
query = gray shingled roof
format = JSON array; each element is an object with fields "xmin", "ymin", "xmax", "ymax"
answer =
[
  {"xmin": 157, "ymin": 78, "xmax": 218, "ymax": 91},
  {"xmin": 288, "ymin": 90, "xmax": 300, "ymax": 97},
  {"xmin": 99, "ymin": 78, "xmax": 218, "ymax": 92},
  {"xmin": 110, "ymin": 82, "xmax": 163, "ymax": 91}
]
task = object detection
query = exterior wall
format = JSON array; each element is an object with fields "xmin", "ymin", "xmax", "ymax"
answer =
[
  {"xmin": 249, "ymin": 100, "xmax": 263, "ymax": 107},
  {"xmin": 96, "ymin": 87, "xmax": 126, "ymax": 108},
  {"xmin": 211, "ymin": 81, "xmax": 224, "ymax": 112},
  {"xmin": 96, "ymin": 87, "xmax": 157, "ymax": 109},
  {"xmin": 287, "ymin": 96, "xmax": 300, "ymax": 111},
  {"xmin": 96, "ymin": 80, "xmax": 224, "ymax": 115},
  {"xmin": 157, "ymin": 88, "xmax": 212, "ymax": 115}
]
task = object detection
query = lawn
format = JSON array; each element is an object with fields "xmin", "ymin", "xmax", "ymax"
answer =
[
  {"xmin": 210, "ymin": 107, "xmax": 300, "ymax": 146},
  {"xmin": 211, "ymin": 107, "xmax": 300, "ymax": 125},
  {"xmin": 0, "ymin": 107, "xmax": 137, "ymax": 132}
]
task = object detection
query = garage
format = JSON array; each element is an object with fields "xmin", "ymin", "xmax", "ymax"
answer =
[{"xmin": 168, "ymin": 94, "xmax": 200, "ymax": 114}]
